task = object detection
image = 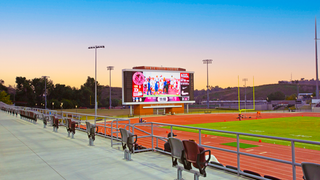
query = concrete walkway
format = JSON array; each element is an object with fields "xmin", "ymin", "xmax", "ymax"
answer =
[{"xmin": 0, "ymin": 111, "xmax": 246, "ymax": 180}]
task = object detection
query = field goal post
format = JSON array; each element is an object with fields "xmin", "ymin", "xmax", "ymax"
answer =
[{"xmin": 238, "ymin": 76, "xmax": 255, "ymax": 114}]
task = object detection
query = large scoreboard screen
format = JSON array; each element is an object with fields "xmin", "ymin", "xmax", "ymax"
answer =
[{"xmin": 122, "ymin": 69, "xmax": 195, "ymax": 105}]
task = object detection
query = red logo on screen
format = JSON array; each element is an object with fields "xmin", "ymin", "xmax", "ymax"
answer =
[{"xmin": 132, "ymin": 72, "xmax": 145, "ymax": 85}]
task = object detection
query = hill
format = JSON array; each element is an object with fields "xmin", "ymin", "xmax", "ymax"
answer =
[
  {"xmin": 194, "ymin": 83, "xmax": 316, "ymax": 103},
  {"xmin": 104, "ymin": 82, "xmax": 316, "ymax": 104}
]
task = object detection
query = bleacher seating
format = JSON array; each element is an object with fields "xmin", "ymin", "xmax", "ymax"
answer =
[{"xmin": 20, "ymin": 110, "xmax": 37, "ymax": 123}]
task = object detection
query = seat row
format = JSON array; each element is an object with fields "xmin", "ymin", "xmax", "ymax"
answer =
[
  {"xmin": 50, "ymin": 116, "xmax": 96, "ymax": 146},
  {"xmin": 20, "ymin": 110, "xmax": 37, "ymax": 123},
  {"xmin": 210, "ymin": 164, "xmax": 281, "ymax": 180}
]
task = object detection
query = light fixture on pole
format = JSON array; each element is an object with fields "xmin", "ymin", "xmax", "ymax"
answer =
[
  {"xmin": 42, "ymin": 76, "xmax": 50, "ymax": 109},
  {"xmin": 52, "ymin": 102, "xmax": 54, "ymax": 109},
  {"xmin": 107, "ymin": 66, "xmax": 114, "ymax": 109},
  {"xmin": 203, "ymin": 59, "xmax": 213, "ymax": 109},
  {"xmin": 88, "ymin": 45, "xmax": 105, "ymax": 118}
]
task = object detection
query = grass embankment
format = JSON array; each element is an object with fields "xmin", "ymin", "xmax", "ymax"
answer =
[{"xmin": 163, "ymin": 117, "xmax": 320, "ymax": 150}]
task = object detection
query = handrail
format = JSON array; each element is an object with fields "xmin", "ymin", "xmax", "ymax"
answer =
[
  {"xmin": 1, "ymin": 102, "xmax": 320, "ymax": 180},
  {"xmin": 130, "ymin": 122, "xmax": 320, "ymax": 180}
]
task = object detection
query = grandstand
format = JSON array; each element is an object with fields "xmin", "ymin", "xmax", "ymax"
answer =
[{"xmin": 1, "ymin": 101, "xmax": 320, "ymax": 180}]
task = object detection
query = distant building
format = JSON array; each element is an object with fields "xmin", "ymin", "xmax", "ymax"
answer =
[{"xmin": 297, "ymin": 93, "xmax": 313, "ymax": 101}]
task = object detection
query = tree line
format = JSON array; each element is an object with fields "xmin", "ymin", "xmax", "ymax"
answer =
[{"xmin": 0, "ymin": 77, "xmax": 121, "ymax": 109}]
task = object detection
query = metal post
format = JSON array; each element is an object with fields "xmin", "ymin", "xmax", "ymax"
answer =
[
  {"xmin": 88, "ymin": 45, "xmax": 105, "ymax": 120},
  {"xmin": 199, "ymin": 129, "xmax": 201, "ymax": 145},
  {"xmin": 95, "ymin": 47, "xmax": 97, "ymax": 119},
  {"xmin": 111, "ymin": 122, "xmax": 113, "ymax": 147},
  {"xmin": 104, "ymin": 117, "xmax": 106, "ymax": 137},
  {"xmin": 110, "ymin": 69, "xmax": 111, "ymax": 109},
  {"xmin": 203, "ymin": 59, "xmax": 213, "ymax": 109},
  {"xmin": 45, "ymin": 77, "xmax": 47, "ymax": 109},
  {"xmin": 207, "ymin": 63, "xmax": 209, "ymax": 108},
  {"xmin": 107, "ymin": 66, "xmax": 114, "ymax": 110},
  {"xmin": 151, "ymin": 123, "xmax": 154, "ymax": 150},
  {"xmin": 156, "ymin": 138, "xmax": 158, "ymax": 148},
  {"xmin": 116, "ymin": 121, "xmax": 119, "ymax": 140},
  {"xmin": 130, "ymin": 105, "xmax": 132, "ymax": 116},
  {"xmin": 291, "ymin": 141, "xmax": 296, "ymax": 180},
  {"xmin": 315, "ymin": 17, "xmax": 319, "ymax": 99},
  {"xmin": 237, "ymin": 134, "xmax": 240, "ymax": 175},
  {"xmin": 42, "ymin": 76, "xmax": 49, "ymax": 109}
]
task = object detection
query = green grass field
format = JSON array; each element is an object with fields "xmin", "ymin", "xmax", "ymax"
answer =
[
  {"xmin": 221, "ymin": 142, "xmax": 259, "ymax": 149},
  {"xmin": 163, "ymin": 116, "xmax": 320, "ymax": 150}
]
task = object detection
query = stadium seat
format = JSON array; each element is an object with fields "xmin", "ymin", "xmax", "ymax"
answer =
[
  {"xmin": 225, "ymin": 165, "xmax": 240, "ymax": 174},
  {"xmin": 243, "ymin": 170, "xmax": 261, "ymax": 179},
  {"xmin": 301, "ymin": 162, "xmax": 320, "ymax": 180},
  {"xmin": 264, "ymin": 175, "xmax": 281, "ymax": 180},
  {"xmin": 168, "ymin": 137, "xmax": 191, "ymax": 169},
  {"xmin": 119, "ymin": 128, "xmax": 137, "ymax": 160},
  {"xmin": 53, "ymin": 117, "xmax": 59, "ymax": 132},
  {"xmin": 86, "ymin": 122, "xmax": 96, "ymax": 145},
  {"xmin": 209, "ymin": 161, "xmax": 224, "ymax": 169},
  {"xmin": 41, "ymin": 114, "xmax": 47, "ymax": 128},
  {"xmin": 65, "ymin": 118, "xmax": 77, "ymax": 138},
  {"xmin": 182, "ymin": 140, "xmax": 211, "ymax": 177}
]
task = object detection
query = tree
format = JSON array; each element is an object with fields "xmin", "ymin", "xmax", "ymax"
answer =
[
  {"xmin": 267, "ymin": 91, "xmax": 285, "ymax": 102},
  {"xmin": 111, "ymin": 98, "xmax": 119, "ymax": 107},
  {"xmin": 15, "ymin": 76, "xmax": 34, "ymax": 106},
  {"xmin": 0, "ymin": 79, "xmax": 8, "ymax": 92},
  {"xmin": 285, "ymin": 94, "xmax": 297, "ymax": 100},
  {"xmin": 0, "ymin": 91, "xmax": 12, "ymax": 104}
]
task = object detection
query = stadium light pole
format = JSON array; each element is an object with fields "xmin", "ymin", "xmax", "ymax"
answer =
[
  {"xmin": 42, "ymin": 76, "xmax": 50, "ymax": 109},
  {"xmin": 203, "ymin": 59, "xmax": 213, "ymax": 109},
  {"xmin": 107, "ymin": 66, "xmax": 114, "ymax": 110},
  {"xmin": 88, "ymin": 45, "xmax": 105, "ymax": 118},
  {"xmin": 315, "ymin": 17, "xmax": 320, "ymax": 99}
]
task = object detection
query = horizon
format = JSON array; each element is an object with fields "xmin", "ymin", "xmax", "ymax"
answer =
[
  {"xmin": 1, "ymin": 75, "xmax": 313, "ymax": 91},
  {"xmin": 1, "ymin": 1, "xmax": 320, "ymax": 90}
]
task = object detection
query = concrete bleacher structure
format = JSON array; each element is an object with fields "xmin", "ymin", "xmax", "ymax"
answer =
[{"xmin": 0, "ymin": 110, "xmax": 246, "ymax": 180}]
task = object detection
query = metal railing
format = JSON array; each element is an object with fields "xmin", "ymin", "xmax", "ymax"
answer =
[
  {"xmin": 1, "ymin": 102, "xmax": 320, "ymax": 179},
  {"xmin": 127, "ymin": 122, "xmax": 320, "ymax": 180}
]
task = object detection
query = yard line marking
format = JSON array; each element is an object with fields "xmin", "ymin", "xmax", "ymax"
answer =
[
  {"xmin": 259, "ymin": 152, "xmax": 267, "ymax": 154},
  {"xmin": 246, "ymin": 149, "xmax": 254, "ymax": 152}
]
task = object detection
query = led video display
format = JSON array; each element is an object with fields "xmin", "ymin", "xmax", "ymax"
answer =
[{"xmin": 122, "ymin": 69, "xmax": 194, "ymax": 105}]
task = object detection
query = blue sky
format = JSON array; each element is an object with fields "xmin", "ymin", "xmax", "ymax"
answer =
[{"xmin": 1, "ymin": 0, "xmax": 320, "ymax": 89}]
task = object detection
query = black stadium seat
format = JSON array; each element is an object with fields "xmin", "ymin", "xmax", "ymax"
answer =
[
  {"xmin": 243, "ymin": 170, "xmax": 261, "ymax": 179},
  {"xmin": 264, "ymin": 175, "xmax": 281, "ymax": 180}
]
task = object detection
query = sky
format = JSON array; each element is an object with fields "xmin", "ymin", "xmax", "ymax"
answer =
[{"xmin": 1, "ymin": 0, "xmax": 320, "ymax": 90}]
